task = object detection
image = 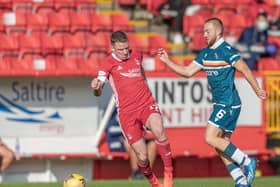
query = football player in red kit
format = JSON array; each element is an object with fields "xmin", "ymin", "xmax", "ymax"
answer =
[{"xmin": 91, "ymin": 31, "xmax": 173, "ymax": 187}]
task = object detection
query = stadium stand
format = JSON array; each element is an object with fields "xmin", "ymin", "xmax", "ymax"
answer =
[
  {"xmin": 258, "ymin": 57, "xmax": 280, "ymax": 71},
  {"xmin": 63, "ymin": 32, "xmax": 86, "ymax": 59},
  {"xmin": 90, "ymin": 12, "xmax": 112, "ymax": 32},
  {"xmin": 69, "ymin": 11, "xmax": 91, "ymax": 33},
  {"xmin": 48, "ymin": 11, "xmax": 71, "ymax": 34},
  {"xmin": 110, "ymin": 12, "xmax": 134, "ymax": 32},
  {"xmin": 41, "ymin": 33, "xmax": 64, "ymax": 56},
  {"xmin": 26, "ymin": 12, "xmax": 49, "ymax": 34},
  {"xmin": 18, "ymin": 33, "xmax": 41, "ymax": 58}
]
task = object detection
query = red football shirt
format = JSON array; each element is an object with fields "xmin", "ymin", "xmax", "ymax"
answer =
[{"xmin": 97, "ymin": 51, "xmax": 155, "ymax": 112}]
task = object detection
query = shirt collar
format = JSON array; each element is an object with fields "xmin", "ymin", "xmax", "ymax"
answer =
[
  {"xmin": 210, "ymin": 38, "xmax": 224, "ymax": 49},
  {"xmin": 111, "ymin": 52, "xmax": 130, "ymax": 62},
  {"xmin": 112, "ymin": 52, "xmax": 122, "ymax": 62}
]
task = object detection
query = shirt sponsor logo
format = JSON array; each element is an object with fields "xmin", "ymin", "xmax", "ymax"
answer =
[
  {"xmin": 206, "ymin": 70, "xmax": 219, "ymax": 76},
  {"xmin": 117, "ymin": 65, "xmax": 123, "ymax": 71},
  {"xmin": 120, "ymin": 68, "xmax": 141, "ymax": 78}
]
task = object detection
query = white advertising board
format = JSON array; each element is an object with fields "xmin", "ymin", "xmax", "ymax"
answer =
[
  {"xmin": 147, "ymin": 77, "xmax": 262, "ymax": 127},
  {"xmin": 0, "ymin": 76, "xmax": 263, "ymax": 155},
  {"xmin": 0, "ymin": 77, "xmax": 99, "ymax": 154},
  {"xmin": 0, "ymin": 77, "xmax": 99, "ymax": 137}
]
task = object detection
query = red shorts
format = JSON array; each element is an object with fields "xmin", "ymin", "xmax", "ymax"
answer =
[{"xmin": 118, "ymin": 102, "xmax": 160, "ymax": 145}]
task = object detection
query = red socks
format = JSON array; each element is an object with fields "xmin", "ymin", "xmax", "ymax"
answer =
[
  {"xmin": 155, "ymin": 139, "xmax": 173, "ymax": 169},
  {"xmin": 137, "ymin": 161, "xmax": 156, "ymax": 181}
]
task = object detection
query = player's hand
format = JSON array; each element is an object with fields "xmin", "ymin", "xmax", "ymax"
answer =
[
  {"xmin": 91, "ymin": 78, "xmax": 102, "ymax": 90},
  {"xmin": 256, "ymin": 88, "xmax": 267, "ymax": 100},
  {"xmin": 157, "ymin": 48, "xmax": 169, "ymax": 63}
]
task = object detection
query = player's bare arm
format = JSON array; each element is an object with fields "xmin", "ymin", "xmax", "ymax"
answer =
[
  {"xmin": 91, "ymin": 78, "xmax": 104, "ymax": 96},
  {"xmin": 234, "ymin": 60, "xmax": 266, "ymax": 100},
  {"xmin": 157, "ymin": 48, "xmax": 201, "ymax": 77}
]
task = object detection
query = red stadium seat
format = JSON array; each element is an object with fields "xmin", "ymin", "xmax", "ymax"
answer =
[
  {"xmin": 212, "ymin": 0, "xmax": 236, "ymax": 6},
  {"xmin": 214, "ymin": 4, "xmax": 237, "ymax": 15},
  {"xmin": 77, "ymin": 59, "xmax": 99, "ymax": 76},
  {"xmin": 77, "ymin": 57, "xmax": 100, "ymax": 76},
  {"xmin": 18, "ymin": 33, "xmax": 41, "ymax": 58},
  {"xmin": 3, "ymin": 12, "xmax": 27, "ymax": 35},
  {"xmin": 32, "ymin": 0, "xmax": 55, "ymax": 13},
  {"xmin": 54, "ymin": 0, "xmax": 75, "ymax": 12},
  {"xmin": 235, "ymin": 0, "xmax": 252, "ymax": 4},
  {"xmin": 128, "ymin": 34, "xmax": 148, "ymax": 54},
  {"xmin": 0, "ymin": 57, "xmax": 11, "ymax": 75},
  {"xmin": 0, "ymin": 0, "xmax": 12, "ymax": 9},
  {"xmin": 41, "ymin": 33, "xmax": 63, "ymax": 56},
  {"xmin": 110, "ymin": 13, "xmax": 134, "ymax": 32},
  {"xmin": 69, "ymin": 12, "xmax": 91, "ymax": 33},
  {"xmin": 191, "ymin": 0, "xmax": 211, "ymax": 5},
  {"xmin": 28, "ymin": 56, "xmax": 57, "ymax": 76},
  {"xmin": 146, "ymin": 0, "xmax": 165, "ymax": 16},
  {"xmin": 44, "ymin": 55, "xmax": 58, "ymax": 71},
  {"xmin": 148, "ymin": 34, "xmax": 168, "ymax": 56},
  {"xmin": 0, "ymin": 13, "xmax": 5, "ymax": 33},
  {"xmin": 77, "ymin": 57, "xmax": 98, "ymax": 73},
  {"xmin": 268, "ymin": 36, "xmax": 280, "ymax": 48},
  {"xmin": 85, "ymin": 32, "xmax": 110, "ymax": 57},
  {"xmin": 63, "ymin": 32, "xmax": 86, "ymax": 58},
  {"xmin": 74, "ymin": 0, "xmax": 96, "ymax": 12},
  {"xmin": 48, "ymin": 12, "xmax": 70, "ymax": 35},
  {"xmin": 230, "ymin": 14, "xmax": 250, "ymax": 36},
  {"xmin": 55, "ymin": 57, "xmax": 79, "ymax": 75},
  {"xmin": 22, "ymin": 53, "xmax": 44, "ymax": 62},
  {"xmin": 117, "ymin": 0, "xmax": 137, "ymax": 6},
  {"xmin": 139, "ymin": 0, "xmax": 147, "ymax": 6},
  {"xmin": 0, "ymin": 33, "xmax": 19, "ymax": 57},
  {"xmin": 90, "ymin": 12, "xmax": 112, "ymax": 33},
  {"xmin": 194, "ymin": 6, "xmax": 214, "ymax": 17},
  {"xmin": 12, "ymin": 0, "xmax": 33, "ymax": 13},
  {"xmin": 187, "ymin": 31, "xmax": 205, "ymax": 52},
  {"xmin": 258, "ymin": 58, "xmax": 280, "ymax": 71},
  {"xmin": 183, "ymin": 14, "xmax": 205, "ymax": 36},
  {"xmin": 215, "ymin": 12, "xmax": 232, "ymax": 32},
  {"xmin": 9, "ymin": 57, "xmax": 34, "ymax": 76},
  {"xmin": 26, "ymin": 12, "xmax": 48, "ymax": 34}
]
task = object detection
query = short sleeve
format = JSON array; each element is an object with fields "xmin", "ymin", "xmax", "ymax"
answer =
[
  {"xmin": 224, "ymin": 45, "xmax": 241, "ymax": 66},
  {"xmin": 193, "ymin": 49, "xmax": 206, "ymax": 68}
]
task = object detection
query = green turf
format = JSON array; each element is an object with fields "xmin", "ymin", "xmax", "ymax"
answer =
[{"xmin": 0, "ymin": 176, "xmax": 279, "ymax": 187}]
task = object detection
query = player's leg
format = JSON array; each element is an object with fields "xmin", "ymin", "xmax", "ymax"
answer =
[
  {"xmin": 206, "ymin": 124, "xmax": 257, "ymax": 184},
  {"xmin": 147, "ymin": 139, "xmax": 157, "ymax": 168},
  {"xmin": 206, "ymin": 106, "xmax": 256, "ymax": 185},
  {"xmin": 216, "ymin": 132, "xmax": 249, "ymax": 187},
  {"xmin": 119, "ymin": 112, "xmax": 162, "ymax": 187},
  {"xmin": 0, "ymin": 143, "xmax": 14, "ymax": 172},
  {"xmin": 124, "ymin": 141, "xmax": 145, "ymax": 179},
  {"xmin": 146, "ymin": 113, "xmax": 173, "ymax": 187},
  {"xmin": 131, "ymin": 138, "xmax": 162, "ymax": 187}
]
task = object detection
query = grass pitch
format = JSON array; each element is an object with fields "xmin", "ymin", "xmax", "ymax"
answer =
[{"xmin": 0, "ymin": 176, "xmax": 279, "ymax": 187}]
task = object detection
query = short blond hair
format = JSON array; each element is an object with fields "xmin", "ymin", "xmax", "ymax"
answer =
[{"xmin": 205, "ymin": 17, "xmax": 224, "ymax": 35}]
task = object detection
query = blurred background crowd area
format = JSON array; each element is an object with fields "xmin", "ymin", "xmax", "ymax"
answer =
[{"xmin": 0, "ymin": 0, "xmax": 280, "ymax": 75}]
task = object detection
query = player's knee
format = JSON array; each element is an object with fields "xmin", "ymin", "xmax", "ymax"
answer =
[
  {"xmin": 136, "ymin": 152, "xmax": 149, "ymax": 165},
  {"xmin": 204, "ymin": 133, "xmax": 215, "ymax": 147},
  {"xmin": 7, "ymin": 149, "xmax": 14, "ymax": 161},
  {"xmin": 153, "ymin": 130, "xmax": 167, "ymax": 142},
  {"xmin": 2, "ymin": 148, "xmax": 14, "ymax": 161}
]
